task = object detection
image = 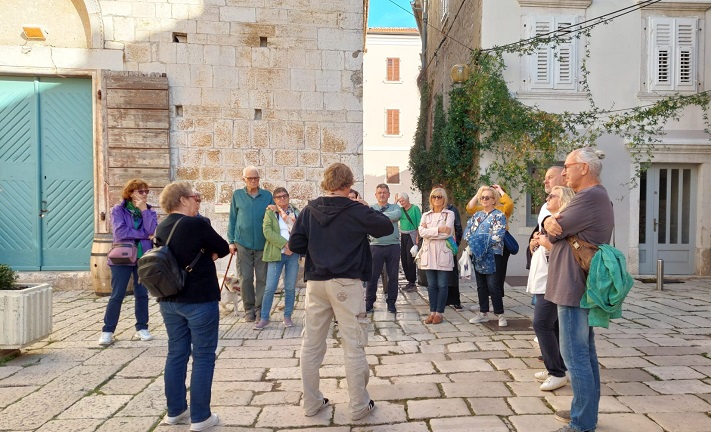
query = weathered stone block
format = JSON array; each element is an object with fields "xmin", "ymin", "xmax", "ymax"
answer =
[
  {"xmin": 322, "ymin": 50, "xmax": 344, "ymax": 70},
  {"xmin": 233, "ymin": 121, "xmax": 251, "ymax": 146},
  {"xmin": 177, "ymin": 166, "xmax": 200, "ymax": 180},
  {"xmin": 318, "ymin": 28, "xmax": 362, "ymax": 51},
  {"xmin": 194, "ymin": 118, "xmax": 215, "ymax": 131},
  {"xmin": 221, "ymin": 7, "xmax": 257, "ymax": 23},
  {"xmin": 196, "ymin": 180, "xmax": 218, "ymax": 198},
  {"xmin": 273, "ymin": 91, "xmax": 301, "ymax": 110},
  {"xmin": 191, "ymin": 64, "xmax": 213, "ymax": 87},
  {"xmin": 213, "ymin": 66, "xmax": 239, "ymax": 89},
  {"xmin": 206, "ymin": 150, "xmax": 221, "ymax": 164},
  {"xmin": 188, "ymin": 132, "xmax": 213, "ymax": 148},
  {"xmin": 112, "ymin": 17, "xmax": 135, "ymax": 41},
  {"xmin": 125, "ymin": 43, "xmax": 151, "ymax": 63},
  {"xmin": 214, "ymin": 119, "xmax": 233, "ymax": 147},
  {"xmin": 218, "ymin": 184, "xmax": 234, "ymax": 203},
  {"xmin": 252, "ymin": 122, "xmax": 269, "ymax": 148},
  {"xmin": 251, "ymin": 48, "xmax": 270, "ymax": 67},
  {"xmin": 298, "ymin": 150, "xmax": 320, "ymax": 167},
  {"xmin": 132, "ymin": 2, "xmax": 155, "ymax": 18},
  {"xmin": 223, "ymin": 149, "xmax": 242, "ymax": 165},
  {"xmin": 315, "ymin": 70, "xmax": 341, "ymax": 92},
  {"xmin": 290, "ymin": 69, "xmax": 315, "ymax": 92},
  {"xmin": 284, "ymin": 167, "xmax": 306, "ymax": 181},
  {"xmin": 273, "ymin": 149, "xmax": 297, "ymax": 166}
]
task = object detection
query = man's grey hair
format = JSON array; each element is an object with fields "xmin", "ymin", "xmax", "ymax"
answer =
[
  {"xmin": 573, "ymin": 147, "xmax": 605, "ymax": 179},
  {"xmin": 400, "ymin": 192, "xmax": 409, "ymax": 201},
  {"xmin": 243, "ymin": 166, "xmax": 259, "ymax": 177}
]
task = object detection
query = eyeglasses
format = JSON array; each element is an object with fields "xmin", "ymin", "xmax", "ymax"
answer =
[
  {"xmin": 431, "ymin": 195, "xmax": 443, "ymax": 199},
  {"xmin": 186, "ymin": 194, "xmax": 201, "ymax": 203},
  {"xmin": 244, "ymin": 176, "xmax": 260, "ymax": 181},
  {"xmin": 480, "ymin": 196, "xmax": 494, "ymax": 201},
  {"xmin": 274, "ymin": 194, "xmax": 289, "ymax": 199},
  {"xmin": 546, "ymin": 193, "xmax": 559, "ymax": 200},
  {"xmin": 563, "ymin": 162, "xmax": 583, "ymax": 170},
  {"xmin": 136, "ymin": 189, "xmax": 150, "ymax": 195}
]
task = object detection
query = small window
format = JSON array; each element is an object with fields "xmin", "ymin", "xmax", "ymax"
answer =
[
  {"xmin": 386, "ymin": 58, "xmax": 400, "ymax": 81},
  {"xmin": 386, "ymin": 166, "xmax": 400, "ymax": 184},
  {"xmin": 385, "ymin": 109, "xmax": 400, "ymax": 135},
  {"xmin": 648, "ymin": 17, "xmax": 698, "ymax": 92},
  {"xmin": 526, "ymin": 15, "xmax": 579, "ymax": 91}
]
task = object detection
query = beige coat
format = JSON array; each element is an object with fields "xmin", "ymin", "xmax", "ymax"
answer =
[{"xmin": 418, "ymin": 209, "xmax": 456, "ymax": 271}]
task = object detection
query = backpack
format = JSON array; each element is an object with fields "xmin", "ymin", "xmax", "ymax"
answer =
[{"xmin": 137, "ymin": 217, "xmax": 203, "ymax": 298}]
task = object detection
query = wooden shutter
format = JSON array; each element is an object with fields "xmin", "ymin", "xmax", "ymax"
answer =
[
  {"xmin": 103, "ymin": 71, "xmax": 170, "ymax": 206},
  {"xmin": 553, "ymin": 17, "xmax": 577, "ymax": 90},
  {"xmin": 675, "ymin": 17, "xmax": 697, "ymax": 91},
  {"xmin": 386, "ymin": 58, "xmax": 400, "ymax": 81},
  {"xmin": 386, "ymin": 109, "xmax": 400, "ymax": 135},
  {"xmin": 386, "ymin": 166, "xmax": 400, "ymax": 184},
  {"xmin": 651, "ymin": 18, "xmax": 674, "ymax": 91},
  {"xmin": 530, "ymin": 17, "xmax": 554, "ymax": 89}
]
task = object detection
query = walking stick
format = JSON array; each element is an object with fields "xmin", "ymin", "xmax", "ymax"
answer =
[{"xmin": 220, "ymin": 253, "xmax": 233, "ymax": 294}]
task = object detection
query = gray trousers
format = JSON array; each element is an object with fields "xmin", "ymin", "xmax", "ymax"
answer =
[{"xmin": 236, "ymin": 243, "xmax": 267, "ymax": 315}]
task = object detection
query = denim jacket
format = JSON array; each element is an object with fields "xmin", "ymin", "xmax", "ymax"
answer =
[{"xmin": 465, "ymin": 209, "xmax": 506, "ymax": 274}]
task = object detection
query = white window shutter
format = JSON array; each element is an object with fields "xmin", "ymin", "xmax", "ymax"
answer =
[
  {"xmin": 675, "ymin": 17, "xmax": 697, "ymax": 90},
  {"xmin": 530, "ymin": 17, "xmax": 554, "ymax": 89},
  {"xmin": 553, "ymin": 16, "xmax": 577, "ymax": 90},
  {"xmin": 650, "ymin": 17, "xmax": 674, "ymax": 91}
]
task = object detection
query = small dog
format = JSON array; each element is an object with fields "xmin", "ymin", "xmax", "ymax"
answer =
[{"xmin": 218, "ymin": 274, "xmax": 241, "ymax": 312}]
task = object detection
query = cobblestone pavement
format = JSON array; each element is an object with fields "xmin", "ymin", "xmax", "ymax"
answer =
[{"xmin": 2, "ymin": 276, "xmax": 711, "ymax": 432}]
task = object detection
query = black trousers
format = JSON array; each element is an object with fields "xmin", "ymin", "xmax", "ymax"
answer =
[
  {"xmin": 399, "ymin": 233, "xmax": 417, "ymax": 284},
  {"xmin": 533, "ymin": 294, "xmax": 567, "ymax": 377},
  {"xmin": 366, "ymin": 244, "xmax": 400, "ymax": 309}
]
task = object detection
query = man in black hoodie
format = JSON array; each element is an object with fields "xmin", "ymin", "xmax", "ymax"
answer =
[{"xmin": 289, "ymin": 163, "xmax": 393, "ymax": 422}]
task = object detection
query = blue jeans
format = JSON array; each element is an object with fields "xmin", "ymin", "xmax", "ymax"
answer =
[
  {"xmin": 425, "ymin": 270, "xmax": 449, "ymax": 313},
  {"xmin": 261, "ymin": 253, "xmax": 299, "ymax": 320},
  {"xmin": 102, "ymin": 265, "xmax": 149, "ymax": 333},
  {"xmin": 160, "ymin": 301, "xmax": 219, "ymax": 423},
  {"xmin": 558, "ymin": 305, "xmax": 599, "ymax": 432}
]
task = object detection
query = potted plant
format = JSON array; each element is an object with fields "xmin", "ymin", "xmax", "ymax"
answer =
[{"xmin": 0, "ymin": 264, "xmax": 53, "ymax": 349}]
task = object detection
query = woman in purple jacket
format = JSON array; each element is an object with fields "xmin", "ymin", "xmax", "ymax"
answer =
[{"xmin": 98, "ymin": 178, "xmax": 158, "ymax": 346}]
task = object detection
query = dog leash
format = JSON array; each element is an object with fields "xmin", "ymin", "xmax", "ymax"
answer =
[{"xmin": 220, "ymin": 253, "xmax": 233, "ymax": 294}]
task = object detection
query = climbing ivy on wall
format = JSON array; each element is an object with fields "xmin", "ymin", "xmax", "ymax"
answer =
[{"xmin": 410, "ymin": 25, "xmax": 711, "ymax": 208}]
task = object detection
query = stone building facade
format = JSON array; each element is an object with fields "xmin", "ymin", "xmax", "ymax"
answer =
[{"xmin": 0, "ymin": 0, "xmax": 365, "ymax": 272}]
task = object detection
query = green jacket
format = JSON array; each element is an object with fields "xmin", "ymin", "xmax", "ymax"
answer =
[
  {"xmin": 262, "ymin": 205, "xmax": 299, "ymax": 262},
  {"xmin": 581, "ymin": 244, "xmax": 634, "ymax": 328}
]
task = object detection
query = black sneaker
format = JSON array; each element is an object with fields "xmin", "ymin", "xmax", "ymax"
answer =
[
  {"xmin": 352, "ymin": 399, "xmax": 375, "ymax": 420},
  {"xmin": 453, "ymin": 304, "xmax": 463, "ymax": 310},
  {"xmin": 305, "ymin": 398, "xmax": 329, "ymax": 417},
  {"xmin": 387, "ymin": 306, "xmax": 397, "ymax": 314}
]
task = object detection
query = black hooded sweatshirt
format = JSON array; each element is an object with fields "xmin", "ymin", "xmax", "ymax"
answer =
[{"xmin": 289, "ymin": 195, "xmax": 393, "ymax": 282}]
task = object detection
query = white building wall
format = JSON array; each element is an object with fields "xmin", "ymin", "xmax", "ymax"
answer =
[
  {"xmin": 363, "ymin": 31, "xmax": 422, "ymax": 205},
  {"xmin": 480, "ymin": 0, "xmax": 711, "ymax": 275}
]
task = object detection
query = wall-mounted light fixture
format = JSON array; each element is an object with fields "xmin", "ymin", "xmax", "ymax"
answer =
[
  {"xmin": 22, "ymin": 25, "xmax": 46, "ymax": 41},
  {"xmin": 450, "ymin": 64, "xmax": 470, "ymax": 84}
]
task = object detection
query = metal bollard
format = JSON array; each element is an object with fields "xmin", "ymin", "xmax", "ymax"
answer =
[{"xmin": 657, "ymin": 259, "xmax": 664, "ymax": 291}]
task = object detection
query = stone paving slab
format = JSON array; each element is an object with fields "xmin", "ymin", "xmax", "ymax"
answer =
[{"xmin": 2, "ymin": 278, "xmax": 711, "ymax": 431}]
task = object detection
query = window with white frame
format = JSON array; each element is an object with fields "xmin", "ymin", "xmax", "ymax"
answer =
[
  {"xmin": 385, "ymin": 109, "xmax": 400, "ymax": 135},
  {"xmin": 386, "ymin": 58, "xmax": 400, "ymax": 81},
  {"xmin": 648, "ymin": 17, "xmax": 698, "ymax": 92},
  {"xmin": 441, "ymin": 0, "xmax": 449, "ymax": 22},
  {"xmin": 525, "ymin": 15, "xmax": 580, "ymax": 91}
]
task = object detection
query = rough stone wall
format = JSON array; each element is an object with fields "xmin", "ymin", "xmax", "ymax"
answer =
[{"xmin": 99, "ymin": 0, "xmax": 364, "ymax": 229}]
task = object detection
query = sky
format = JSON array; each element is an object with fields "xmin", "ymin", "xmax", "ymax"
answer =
[{"xmin": 368, "ymin": 0, "xmax": 418, "ymax": 28}]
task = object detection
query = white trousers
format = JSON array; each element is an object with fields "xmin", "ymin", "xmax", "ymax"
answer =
[{"xmin": 300, "ymin": 278, "xmax": 371, "ymax": 419}]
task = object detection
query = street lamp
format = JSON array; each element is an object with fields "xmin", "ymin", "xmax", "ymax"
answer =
[{"xmin": 450, "ymin": 64, "xmax": 470, "ymax": 83}]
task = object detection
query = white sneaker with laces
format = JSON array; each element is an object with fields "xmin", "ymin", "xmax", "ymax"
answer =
[
  {"xmin": 497, "ymin": 314, "xmax": 508, "ymax": 327},
  {"xmin": 163, "ymin": 408, "xmax": 190, "ymax": 425},
  {"xmin": 98, "ymin": 332, "xmax": 114, "ymax": 346},
  {"xmin": 191, "ymin": 413, "xmax": 219, "ymax": 431},
  {"xmin": 134, "ymin": 329, "xmax": 154, "ymax": 341},
  {"xmin": 540, "ymin": 374, "xmax": 568, "ymax": 391},
  {"xmin": 534, "ymin": 370, "xmax": 549, "ymax": 381},
  {"xmin": 469, "ymin": 312, "xmax": 489, "ymax": 324}
]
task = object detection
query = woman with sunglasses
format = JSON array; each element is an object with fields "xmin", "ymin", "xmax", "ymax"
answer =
[
  {"xmin": 465, "ymin": 185, "xmax": 508, "ymax": 327},
  {"xmin": 418, "ymin": 187, "xmax": 456, "ymax": 324},
  {"xmin": 254, "ymin": 187, "xmax": 300, "ymax": 330},
  {"xmin": 155, "ymin": 181, "xmax": 229, "ymax": 431},
  {"xmin": 98, "ymin": 178, "xmax": 158, "ymax": 346}
]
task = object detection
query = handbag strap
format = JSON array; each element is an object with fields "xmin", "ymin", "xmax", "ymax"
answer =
[
  {"xmin": 165, "ymin": 216, "xmax": 204, "ymax": 273},
  {"xmin": 401, "ymin": 206, "xmax": 415, "ymax": 226}
]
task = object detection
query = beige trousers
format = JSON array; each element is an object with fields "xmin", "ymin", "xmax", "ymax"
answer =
[{"xmin": 301, "ymin": 278, "xmax": 371, "ymax": 419}]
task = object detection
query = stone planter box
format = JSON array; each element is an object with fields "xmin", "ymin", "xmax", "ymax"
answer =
[{"xmin": 0, "ymin": 283, "xmax": 53, "ymax": 349}]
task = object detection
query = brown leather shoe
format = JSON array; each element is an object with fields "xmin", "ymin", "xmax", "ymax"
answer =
[
  {"xmin": 432, "ymin": 314, "xmax": 443, "ymax": 324},
  {"xmin": 424, "ymin": 314, "xmax": 434, "ymax": 324}
]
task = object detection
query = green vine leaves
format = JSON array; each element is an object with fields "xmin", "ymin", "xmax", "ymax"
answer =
[{"xmin": 410, "ymin": 19, "xmax": 711, "ymax": 209}]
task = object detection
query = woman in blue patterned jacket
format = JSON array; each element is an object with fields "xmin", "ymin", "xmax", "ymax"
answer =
[{"xmin": 465, "ymin": 185, "xmax": 508, "ymax": 327}]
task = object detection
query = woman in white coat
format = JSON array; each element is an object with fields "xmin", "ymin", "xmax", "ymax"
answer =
[{"xmin": 418, "ymin": 187, "xmax": 456, "ymax": 324}]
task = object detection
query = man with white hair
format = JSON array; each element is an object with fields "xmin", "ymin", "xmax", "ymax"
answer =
[
  {"xmin": 543, "ymin": 147, "xmax": 613, "ymax": 432},
  {"xmin": 227, "ymin": 166, "xmax": 274, "ymax": 322},
  {"xmin": 394, "ymin": 192, "xmax": 421, "ymax": 292}
]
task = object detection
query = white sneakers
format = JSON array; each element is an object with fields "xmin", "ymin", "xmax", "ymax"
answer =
[
  {"xmin": 163, "ymin": 408, "xmax": 190, "ymax": 425},
  {"xmin": 134, "ymin": 329, "xmax": 154, "ymax": 341},
  {"xmin": 469, "ymin": 312, "xmax": 489, "ymax": 324},
  {"xmin": 535, "ymin": 370, "xmax": 568, "ymax": 391},
  {"xmin": 469, "ymin": 312, "xmax": 507, "ymax": 326},
  {"xmin": 99, "ymin": 329, "xmax": 153, "ymax": 346},
  {"xmin": 98, "ymin": 332, "xmax": 114, "ymax": 346},
  {"xmin": 191, "ymin": 413, "xmax": 219, "ymax": 431}
]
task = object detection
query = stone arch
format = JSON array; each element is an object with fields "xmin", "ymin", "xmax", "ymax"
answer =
[{"xmin": 73, "ymin": 0, "xmax": 104, "ymax": 49}]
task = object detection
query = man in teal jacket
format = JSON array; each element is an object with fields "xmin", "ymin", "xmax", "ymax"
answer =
[{"xmin": 227, "ymin": 166, "xmax": 274, "ymax": 321}]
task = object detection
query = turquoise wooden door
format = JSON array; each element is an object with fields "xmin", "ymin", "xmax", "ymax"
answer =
[{"xmin": 0, "ymin": 77, "xmax": 93, "ymax": 270}]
